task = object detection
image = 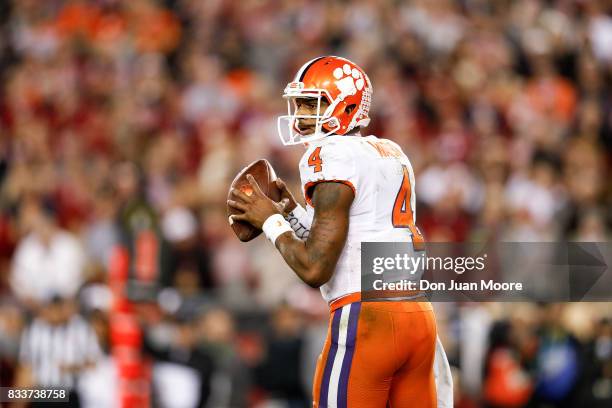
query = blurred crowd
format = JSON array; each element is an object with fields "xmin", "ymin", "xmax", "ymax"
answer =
[{"xmin": 0, "ymin": 0, "xmax": 611, "ymax": 407}]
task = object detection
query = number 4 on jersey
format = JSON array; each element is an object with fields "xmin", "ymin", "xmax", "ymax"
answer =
[
  {"xmin": 308, "ymin": 146, "xmax": 323, "ymax": 173},
  {"xmin": 393, "ymin": 165, "xmax": 425, "ymax": 251}
]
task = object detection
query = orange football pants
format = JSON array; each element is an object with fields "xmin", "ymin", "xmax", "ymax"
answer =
[{"xmin": 312, "ymin": 293, "xmax": 437, "ymax": 408}]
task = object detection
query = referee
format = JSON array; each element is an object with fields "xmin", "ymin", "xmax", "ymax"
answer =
[{"xmin": 14, "ymin": 295, "xmax": 101, "ymax": 407}]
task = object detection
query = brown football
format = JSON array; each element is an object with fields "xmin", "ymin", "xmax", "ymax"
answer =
[{"xmin": 227, "ymin": 159, "xmax": 281, "ymax": 242}]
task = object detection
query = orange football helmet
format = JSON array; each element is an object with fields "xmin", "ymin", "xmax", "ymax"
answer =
[{"xmin": 277, "ymin": 56, "xmax": 373, "ymax": 145}]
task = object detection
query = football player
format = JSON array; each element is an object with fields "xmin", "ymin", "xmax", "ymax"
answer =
[{"xmin": 228, "ymin": 56, "xmax": 452, "ymax": 407}]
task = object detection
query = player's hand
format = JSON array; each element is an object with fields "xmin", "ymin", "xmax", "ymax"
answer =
[
  {"xmin": 274, "ymin": 178, "xmax": 298, "ymax": 216},
  {"xmin": 228, "ymin": 174, "xmax": 290, "ymax": 229}
]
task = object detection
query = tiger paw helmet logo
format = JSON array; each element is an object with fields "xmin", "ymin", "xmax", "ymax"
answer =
[{"xmin": 333, "ymin": 63, "xmax": 366, "ymax": 99}]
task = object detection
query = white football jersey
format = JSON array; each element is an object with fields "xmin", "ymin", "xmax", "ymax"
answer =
[{"xmin": 298, "ymin": 134, "xmax": 423, "ymax": 303}]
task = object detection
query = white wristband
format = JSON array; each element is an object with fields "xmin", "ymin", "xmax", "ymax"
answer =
[{"xmin": 262, "ymin": 214, "xmax": 293, "ymax": 244}]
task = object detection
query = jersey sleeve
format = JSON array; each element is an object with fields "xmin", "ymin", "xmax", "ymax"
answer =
[{"xmin": 299, "ymin": 141, "xmax": 358, "ymax": 207}]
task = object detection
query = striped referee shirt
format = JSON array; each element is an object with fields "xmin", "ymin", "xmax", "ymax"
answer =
[{"xmin": 19, "ymin": 314, "xmax": 101, "ymax": 389}]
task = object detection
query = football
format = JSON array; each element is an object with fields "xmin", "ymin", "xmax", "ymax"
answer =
[{"xmin": 227, "ymin": 159, "xmax": 281, "ymax": 241}]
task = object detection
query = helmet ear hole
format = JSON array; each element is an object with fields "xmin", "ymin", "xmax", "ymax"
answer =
[{"xmin": 345, "ymin": 104, "xmax": 356, "ymax": 115}]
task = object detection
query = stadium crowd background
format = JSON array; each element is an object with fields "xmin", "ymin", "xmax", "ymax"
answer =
[{"xmin": 0, "ymin": 0, "xmax": 610, "ymax": 407}]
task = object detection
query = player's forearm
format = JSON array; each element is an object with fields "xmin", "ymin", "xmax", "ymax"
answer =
[
  {"xmin": 275, "ymin": 232, "xmax": 333, "ymax": 288},
  {"xmin": 275, "ymin": 195, "xmax": 347, "ymax": 288},
  {"xmin": 261, "ymin": 182, "xmax": 352, "ymax": 288}
]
